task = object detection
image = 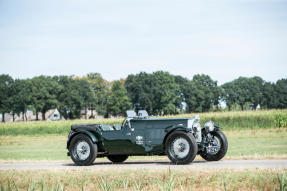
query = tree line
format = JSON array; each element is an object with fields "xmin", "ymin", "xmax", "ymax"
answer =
[{"xmin": 0, "ymin": 72, "xmax": 286, "ymax": 122}]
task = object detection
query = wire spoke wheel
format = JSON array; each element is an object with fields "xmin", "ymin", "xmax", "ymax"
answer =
[
  {"xmin": 200, "ymin": 130, "xmax": 228, "ymax": 161},
  {"xmin": 170, "ymin": 137, "xmax": 190, "ymax": 159},
  {"xmin": 206, "ymin": 136, "xmax": 221, "ymax": 155},
  {"xmin": 69, "ymin": 134, "xmax": 97, "ymax": 166},
  {"xmin": 73, "ymin": 141, "xmax": 91, "ymax": 161},
  {"xmin": 165, "ymin": 131, "xmax": 198, "ymax": 164}
]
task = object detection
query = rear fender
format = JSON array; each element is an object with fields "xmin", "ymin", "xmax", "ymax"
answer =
[{"xmin": 67, "ymin": 130, "xmax": 99, "ymax": 149}]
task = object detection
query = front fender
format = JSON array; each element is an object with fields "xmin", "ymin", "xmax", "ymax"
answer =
[
  {"xmin": 165, "ymin": 124, "xmax": 189, "ymax": 133},
  {"xmin": 214, "ymin": 125, "xmax": 222, "ymax": 131},
  {"xmin": 163, "ymin": 124, "xmax": 190, "ymax": 146}
]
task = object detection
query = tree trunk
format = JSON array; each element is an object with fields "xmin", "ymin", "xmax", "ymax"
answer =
[
  {"xmin": 240, "ymin": 104, "xmax": 244, "ymax": 111},
  {"xmin": 85, "ymin": 105, "xmax": 88, "ymax": 120},
  {"xmin": 12, "ymin": 112, "xmax": 15, "ymax": 122},
  {"xmin": 25, "ymin": 112, "xmax": 27, "ymax": 121},
  {"xmin": 22, "ymin": 111, "xmax": 25, "ymax": 121},
  {"xmin": 228, "ymin": 105, "xmax": 231, "ymax": 111},
  {"xmin": 1, "ymin": 113, "xmax": 5, "ymax": 122},
  {"xmin": 36, "ymin": 110, "xmax": 39, "ymax": 121},
  {"xmin": 91, "ymin": 105, "xmax": 94, "ymax": 118},
  {"xmin": 42, "ymin": 111, "xmax": 46, "ymax": 120}
]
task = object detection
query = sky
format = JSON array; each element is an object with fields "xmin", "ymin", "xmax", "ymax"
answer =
[{"xmin": 0, "ymin": 0, "xmax": 286, "ymax": 85}]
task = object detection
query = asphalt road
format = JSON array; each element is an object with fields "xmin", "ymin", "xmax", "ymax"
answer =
[{"xmin": 0, "ymin": 160, "xmax": 287, "ymax": 170}]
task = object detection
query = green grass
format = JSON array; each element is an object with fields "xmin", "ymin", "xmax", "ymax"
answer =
[
  {"xmin": 0, "ymin": 109, "xmax": 286, "ymax": 136},
  {"xmin": 0, "ymin": 128, "xmax": 286, "ymax": 161},
  {"xmin": 227, "ymin": 129, "xmax": 287, "ymax": 158},
  {"xmin": 0, "ymin": 169, "xmax": 286, "ymax": 191}
]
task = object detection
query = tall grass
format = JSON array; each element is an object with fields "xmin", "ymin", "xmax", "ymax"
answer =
[
  {"xmin": 0, "ymin": 169, "xmax": 286, "ymax": 191},
  {"xmin": 0, "ymin": 110, "xmax": 286, "ymax": 136}
]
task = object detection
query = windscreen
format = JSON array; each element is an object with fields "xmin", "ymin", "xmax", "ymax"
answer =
[
  {"xmin": 126, "ymin": 110, "xmax": 137, "ymax": 118},
  {"xmin": 138, "ymin": 110, "xmax": 148, "ymax": 118}
]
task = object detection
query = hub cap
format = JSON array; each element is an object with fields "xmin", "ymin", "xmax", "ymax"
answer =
[
  {"xmin": 73, "ymin": 141, "xmax": 90, "ymax": 161},
  {"xmin": 170, "ymin": 137, "xmax": 190, "ymax": 159},
  {"xmin": 206, "ymin": 136, "xmax": 221, "ymax": 155}
]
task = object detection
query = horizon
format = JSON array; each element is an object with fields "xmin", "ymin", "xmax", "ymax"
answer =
[{"xmin": 0, "ymin": 71, "xmax": 285, "ymax": 86}]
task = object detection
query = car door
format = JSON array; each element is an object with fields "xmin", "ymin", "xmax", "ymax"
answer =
[
  {"xmin": 127, "ymin": 120, "xmax": 146, "ymax": 154},
  {"xmin": 102, "ymin": 120, "xmax": 146, "ymax": 155},
  {"xmin": 101, "ymin": 124, "xmax": 132, "ymax": 154},
  {"xmin": 144, "ymin": 120, "xmax": 167, "ymax": 153}
]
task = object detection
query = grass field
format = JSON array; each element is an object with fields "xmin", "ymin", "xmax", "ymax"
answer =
[
  {"xmin": 0, "ymin": 169, "xmax": 286, "ymax": 191},
  {"xmin": 0, "ymin": 128, "xmax": 286, "ymax": 161},
  {"xmin": 1, "ymin": 110, "xmax": 287, "ymax": 191},
  {"xmin": 0, "ymin": 110, "xmax": 286, "ymax": 136}
]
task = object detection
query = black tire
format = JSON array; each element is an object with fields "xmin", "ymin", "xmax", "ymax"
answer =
[
  {"xmin": 200, "ymin": 130, "xmax": 228, "ymax": 161},
  {"xmin": 69, "ymin": 134, "xmax": 97, "ymax": 166},
  {"xmin": 165, "ymin": 131, "xmax": 198, "ymax": 165},
  {"xmin": 107, "ymin": 155, "xmax": 128, "ymax": 163}
]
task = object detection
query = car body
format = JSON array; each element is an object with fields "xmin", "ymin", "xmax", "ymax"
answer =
[{"xmin": 67, "ymin": 110, "xmax": 228, "ymax": 165}]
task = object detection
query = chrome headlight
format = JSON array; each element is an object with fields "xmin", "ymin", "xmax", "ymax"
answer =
[
  {"xmin": 192, "ymin": 122, "xmax": 201, "ymax": 132},
  {"xmin": 204, "ymin": 121, "xmax": 214, "ymax": 132}
]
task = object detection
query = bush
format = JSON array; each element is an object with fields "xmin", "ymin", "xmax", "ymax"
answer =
[
  {"xmin": 275, "ymin": 112, "xmax": 287, "ymax": 128},
  {"xmin": 0, "ymin": 110, "xmax": 286, "ymax": 136}
]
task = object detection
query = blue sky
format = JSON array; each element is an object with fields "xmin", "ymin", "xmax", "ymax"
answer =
[{"xmin": 0, "ymin": 0, "xmax": 286, "ymax": 85}]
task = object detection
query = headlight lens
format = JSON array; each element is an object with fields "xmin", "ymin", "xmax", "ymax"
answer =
[
  {"xmin": 192, "ymin": 122, "xmax": 201, "ymax": 132},
  {"xmin": 204, "ymin": 121, "xmax": 214, "ymax": 132}
]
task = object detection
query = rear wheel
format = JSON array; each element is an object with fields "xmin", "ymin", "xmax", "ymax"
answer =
[
  {"xmin": 69, "ymin": 134, "xmax": 97, "ymax": 166},
  {"xmin": 200, "ymin": 130, "xmax": 228, "ymax": 161},
  {"xmin": 107, "ymin": 155, "xmax": 128, "ymax": 163},
  {"xmin": 165, "ymin": 131, "xmax": 198, "ymax": 164}
]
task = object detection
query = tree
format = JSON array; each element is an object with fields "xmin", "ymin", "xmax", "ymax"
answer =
[
  {"xmin": 107, "ymin": 81, "xmax": 131, "ymax": 116},
  {"xmin": 150, "ymin": 71, "xmax": 180, "ymax": 115},
  {"xmin": 262, "ymin": 82, "xmax": 277, "ymax": 109},
  {"xmin": 275, "ymin": 79, "xmax": 287, "ymax": 109},
  {"xmin": 125, "ymin": 71, "xmax": 180, "ymax": 115},
  {"xmin": 183, "ymin": 74, "xmax": 220, "ymax": 113},
  {"xmin": 222, "ymin": 76, "xmax": 265, "ymax": 111},
  {"xmin": 246, "ymin": 76, "xmax": 264, "ymax": 110},
  {"xmin": 0, "ymin": 74, "xmax": 13, "ymax": 122},
  {"xmin": 232, "ymin": 77, "xmax": 250, "ymax": 111},
  {"xmin": 77, "ymin": 79, "xmax": 96, "ymax": 119},
  {"xmin": 56, "ymin": 76, "xmax": 81, "ymax": 119},
  {"xmin": 125, "ymin": 72, "xmax": 154, "ymax": 113},
  {"xmin": 9, "ymin": 79, "xmax": 32, "ymax": 121},
  {"xmin": 56, "ymin": 76, "xmax": 95, "ymax": 119},
  {"xmin": 84, "ymin": 73, "xmax": 110, "ymax": 116},
  {"xmin": 174, "ymin": 75, "xmax": 191, "ymax": 113},
  {"xmin": 30, "ymin": 76, "xmax": 61, "ymax": 120},
  {"xmin": 221, "ymin": 82, "xmax": 237, "ymax": 111}
]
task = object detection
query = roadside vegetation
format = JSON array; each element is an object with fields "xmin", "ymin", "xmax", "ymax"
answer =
[
  {"xmin": 0, "ymin": 169, "xmax": 286, "ymax": 191},
  {"xmin": 0, "ymin": 110, "xmax": 286, "ymax": 161},
  {"xmin": 0, "ymin": 128, "xmax": 286, "ymax": 161},
  {"xmin": 1, "ymin": 72, "xmax": 287, "ymax": 122},
  {"xmin": 0, "ymin": 109, "xmax": 286, "ymax": 136}
]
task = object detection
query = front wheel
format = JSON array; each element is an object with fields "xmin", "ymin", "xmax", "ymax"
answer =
[
  {"xmin": 200, "ymin": 130, "xmax": 228, "ymax": 161},
  {"xmin": 165, "ymin": 131, "xmax": 198, "ymax": 164},
  {"xmin": 69, "ymin": 134, "xmax": 97, "ymax": 166},
  {"xmin": 107, "ymin": 155, "xmax": 128, "ymax": 163}
]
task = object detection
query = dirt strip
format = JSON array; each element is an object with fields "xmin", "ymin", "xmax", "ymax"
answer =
[{"xmin": 0, "ymin": 160, "xmax": 287, "ymax": 171}]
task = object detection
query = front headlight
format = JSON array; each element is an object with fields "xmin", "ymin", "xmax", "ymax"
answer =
[
  {"xmin": 192, "ymin": 122, "xmax": 201, "ymax": 132},
  {"xmin": 204, "ymin": 121, "xmax": 214, "ymax": 132}
]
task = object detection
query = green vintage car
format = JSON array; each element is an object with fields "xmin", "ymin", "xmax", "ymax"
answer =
[{"xmin": 67, "ymin": 110, "xmax": 228, "ymax": 165}]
